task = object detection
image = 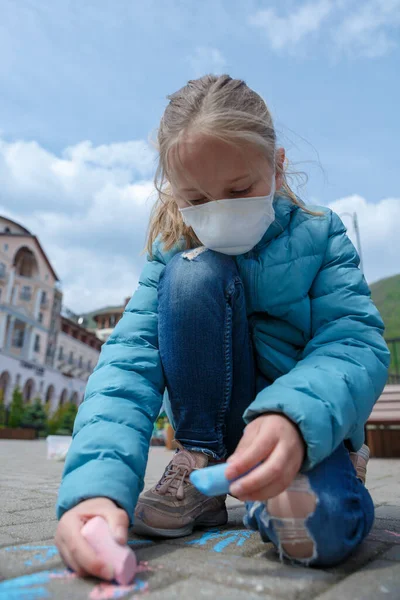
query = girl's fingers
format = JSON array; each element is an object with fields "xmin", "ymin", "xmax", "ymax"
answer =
[
  {"xmin": 62, "ymin": 518, "xmax": 113, "ymax": 581},
  {"xmin": 234, "ymin": 478, "xmax": 288, "ymax": 502},
  {"xmin": 58, "ymin": 543, "xmax": 86, "ymax": 577},
  {"xmin": 225, "ymin": 432, "xmax": 275, "ymax": 480},
  {"xmin": 104, "ymin": 508, "xmax": 129, "ymax": 545},
  {"xmin": 229, "ymin": 445, "xmax": 293, "ymax": 499}
]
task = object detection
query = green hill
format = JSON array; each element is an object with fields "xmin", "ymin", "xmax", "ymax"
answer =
[{"xmin": 370, "ymin": 274, "xmax": 400, "ymax": 340}]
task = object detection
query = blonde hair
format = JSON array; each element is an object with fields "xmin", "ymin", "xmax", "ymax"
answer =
[{"xmin": 147, "ymin": 74, "xmax": 315, "ymax": 256}]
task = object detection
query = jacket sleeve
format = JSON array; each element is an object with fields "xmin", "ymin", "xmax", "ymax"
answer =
[
  {"xmin": 56, "ymin": 249, "xmax": 166, "ymax": 522},
  {"xmin": 243, "ymin": 211, "xmax": 390, "ymax": 470}
]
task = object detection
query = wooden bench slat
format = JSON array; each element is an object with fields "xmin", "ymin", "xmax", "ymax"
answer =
[{"xmin": 368, "ymin": 412, "xmax": 400, "ymax": 423}]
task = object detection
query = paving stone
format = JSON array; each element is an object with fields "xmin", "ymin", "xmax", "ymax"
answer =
[
  {"xmin": 375, "ymin": 505, "xmax": 400, "ymax": 520},
  {"xmin": 380, "ymin": 545, "xmax": 400, "ymax": 562},
  {"xmin": 1, "ymin": 441, "xmax": 400, "ymax": 599},
  {"xmin": 368, "ymin": 517, "xmax": 400, "ymax": 545},
  {"xmin": 164, "ymin": 525, "xmax": 271, "ymax": 558},
  {"xmin": 0, "ymin": 561, "xmax": 180, "ymax": 599},
  {"xmin": 374, "ymin": 518, "xmax": 400, "ymax": 532},
  {"xmin": 0, "ymin": 532, "xmax": 25, "ymax": 548},
  {"xmin": 0, "ymin": 540, "xmax": 64, "ymax": 580},
  {"xmin": 0, "ymin": 520, "xmax": 57, "ymax": 544},
  {"xmin": 145, "ymin": 577, "xmax": 272, "ymax": 599},
  {"xmin": 316, "ymin": 540, "xmax": 390, "ymax": 576},
  {"xmin": 136, "ymin": 544, "xmax": 338, "ymax": 599},
  {"xmin": 0, "ymin": 506, "xmax": 56, "ymax": 527},
  {"xmin": 316, "ymin": 560, "xmax": 400, "ymax": 599},
  {"xmin": 1, "ymin": 494, "xmax": 56, "ymax": 514}
]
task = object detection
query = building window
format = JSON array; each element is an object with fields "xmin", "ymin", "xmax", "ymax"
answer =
[
  {"xmin": 3, "ymin": 244, "xmax": 8, "ymax": 252},
  {"xmin": 20, "ymin": 286, "xmax": 32, "ymax": 301},
  {"xmin": 0, "ymin": 262, "xmax": 6, "ymax": 278},
  {"xmin": 12, "ymin": 328, "xmax": 24, "ymax": 348},
  {"xmin": 34, "ymin": 335, "xmax": 40, "ymax": 353},
  {"xmin": 87, "ymin": 360, "xmax": 92, "ymax": 371},
  {"xmin": 58, "ymin": 346, "xmax": 64, "ymax": 360},
  {"xmin": 68, "ymin": 351, "xmax": 74, "ymax": 365},
  {"xmin": 41, "ymin": 291, "xmax": 47, "ymax": 307},
  {"xmin": 38, "ymin": 312, "xmax": 44, "ymax": 323},
  {"xmin": 78, "ymin": 356, "xmax": 83, "ymax": 368}
]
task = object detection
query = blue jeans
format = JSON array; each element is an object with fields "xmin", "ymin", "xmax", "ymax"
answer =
[{"xmin": 158, "ymin": 248, "xmax": 375, "ymax": 567}]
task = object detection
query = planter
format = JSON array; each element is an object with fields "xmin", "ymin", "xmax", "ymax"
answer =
[{"xmin": 0, "ymin": 427, "xmax": 36, "ymax": 440}]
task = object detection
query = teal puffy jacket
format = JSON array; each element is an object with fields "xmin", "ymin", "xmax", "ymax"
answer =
[{"xmin": 57, "ymin": 197, "xmax": 390, "ymax": 521}]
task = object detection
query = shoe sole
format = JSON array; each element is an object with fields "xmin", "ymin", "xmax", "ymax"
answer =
[{"xmin": 132, "ymin": 508, "xmax": 228, "ymax": 539}]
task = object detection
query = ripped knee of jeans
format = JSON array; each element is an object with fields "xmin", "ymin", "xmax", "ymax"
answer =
[
  {"xmin": 182, "ymin": 246, "xmax": 208, "ymax": 261},
  {"xmin": 267, "ymin": 474, "xmax": 318, "ymax": 565}
]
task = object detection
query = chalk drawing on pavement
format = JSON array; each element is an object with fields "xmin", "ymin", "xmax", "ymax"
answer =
[{"xmin": 186, "ymin": 528, "xmax": 257, "ymax": 552}]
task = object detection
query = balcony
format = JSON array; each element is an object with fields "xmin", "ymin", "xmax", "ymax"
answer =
[{"xmin": 20, "ymin": 292, "xmax": 32, "ymax": 302}]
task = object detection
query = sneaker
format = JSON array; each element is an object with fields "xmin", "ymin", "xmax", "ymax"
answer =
[
  {"xmin": 133, "ymin": 446, "xmax": 228, "ymax": 538},
  {"xmin": 349, "ymin": 444, "xmax": 370, "ymax": 485}
]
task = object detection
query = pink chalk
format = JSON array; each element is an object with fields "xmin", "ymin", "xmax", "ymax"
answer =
[{"xmin": 81, "ymin": 516, "xmax": 137, "ymax": 585}]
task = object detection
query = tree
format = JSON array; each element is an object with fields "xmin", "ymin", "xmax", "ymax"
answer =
[
  {"xmin": 8, "ymin": 387, "xmax": 24, "ymax": 428},
  {"xmin": 0, "ymin": 389, "xmax": 6, "ymax": 427},
  {"xmin": 58, "ymin": 402, "xmax": 78, "ymax": 434},
  {"xmin": 21, "ymin": 398, "xmax": 47, "ymax": 435},
  {"xmin": 48, "ymin": 402, "xmax": 78, "ymax": 435}
]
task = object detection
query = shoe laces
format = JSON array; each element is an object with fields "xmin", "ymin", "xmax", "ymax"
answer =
[{"xmin": 156, "ymin": 463, "xmax": 191, "ymax": 500}]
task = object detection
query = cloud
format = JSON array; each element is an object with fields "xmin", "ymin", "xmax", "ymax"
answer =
[
  {"xmin": 187, "ymin": 47, "xmax": 227, "ymax": 78},
  {"xmin": 334, "ymin": 0, "xmax": 400, "ymax": 58},
  {"xmin": 0, "ymin": 137, "xmax": 156, "ymax": 313},
  {"xmin": 249, "ymin": 0, "xmax": 400, "ymax": 58},
  {"xmin": 1, "ymin": 137, "xmax": 397, "ymax": 316},
  {"xmin": 327, "ymin": 194, "xmax": 400, "ymax": 284},
  {"xmin": 249, "ymin": 0, "xmax": 334, "ymax": 52}
]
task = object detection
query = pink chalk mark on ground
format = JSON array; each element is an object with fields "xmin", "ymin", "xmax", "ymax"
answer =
[
  {"xmin": 89, "ymin": 581, "xmax": 148, "ymax": 600},
  {"xmin": 384, "ymin": 530, "xmax": 400, "ymax": 538},
  {"xmin": 50, "ymin": 569, "xmax": 78, "ymax": 580},
  {"xmin": 46, "ymin": 562, "xmax": 160, "ymax": 599},
  {"xmin": 88, "ymin": 561, "xmax": 159, "ymax": 600}
]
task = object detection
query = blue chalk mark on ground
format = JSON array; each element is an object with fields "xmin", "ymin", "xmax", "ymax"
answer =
[
  {"xmin": 5, "ymin": 545, "xmax": 59, "ymax": 567},
  {"xmin": 186, "ymin": 528, "xmax": 256, "ymax": 552},
  {"xmin": 0, "ymin": 570, "xmax": 56, "ymax": 600},
  {"xmin": 128, "ymin": 539, "xmax": 153, "ymax": 546}
]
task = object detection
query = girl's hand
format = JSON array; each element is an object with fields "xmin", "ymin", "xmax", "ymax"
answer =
[
  {"xmin": 55, "ymin": 497, "xmax": 129, "ymax": 579},
  {"xmin": 225, "ymin": 414, "xmax": 305, "ymax": 501}
]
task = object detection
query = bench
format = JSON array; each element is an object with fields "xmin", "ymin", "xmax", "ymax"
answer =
[{"xmin": 366, "ymin": 385, "xmax": 400, "ymax": 457}]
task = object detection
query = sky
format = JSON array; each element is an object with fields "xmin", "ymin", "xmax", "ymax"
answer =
[{"xmin": 0, "ymin": 0, "xmax": 399, "ymax": 314}]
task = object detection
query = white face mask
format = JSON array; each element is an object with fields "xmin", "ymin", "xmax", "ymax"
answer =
[{"xmin": 179, "ymin": 179, "xmax": 276, "ymax": 255}]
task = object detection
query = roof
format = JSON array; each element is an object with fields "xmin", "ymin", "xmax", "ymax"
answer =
[
  {"xmin": 0, "ymin": 215, "xmax": 31, "ymax": 235},
  {"xmin": 91, "ymin": 305, "xmax": 125, "ymax": 318},
  {"xmin": 0, "ymin": 231, "xmax": 60, "ymax": 282}
]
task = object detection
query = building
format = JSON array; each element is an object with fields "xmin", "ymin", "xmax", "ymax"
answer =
[
  {"xmin": 79, "ymin": 300, "xmax": 129, "ymax": 342},
  {"xmin": 56, "ymin": 316, "xmax": 101, "ymax": 379},
  {"xmin": 0, "ymin": 216, "xmax": 102, "ymax": 412}
]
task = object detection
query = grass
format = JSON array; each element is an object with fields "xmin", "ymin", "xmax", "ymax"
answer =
[{"xmin": 370, "ymin": 273, "xmax": 400, "ymax": 340}]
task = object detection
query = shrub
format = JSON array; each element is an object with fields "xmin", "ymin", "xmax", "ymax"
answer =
[
  {"xmin": 48, "ymin": 402, "xmax": 78, "ymax": 435},
  {"xmin": 8, "ymin": 387, "xmax": 24, "ymax": 428},
  {"xmin": 21, "ymin": 397, "xmax": 48, "ymax": 435},
  {"xmin": 0, "ymin": 389, "xmax": 6, "ymax": 427}
]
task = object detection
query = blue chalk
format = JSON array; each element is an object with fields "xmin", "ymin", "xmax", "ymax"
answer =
[{"xmin": 190, "ymin": 463, "xmax": 231, "ymax": 496}]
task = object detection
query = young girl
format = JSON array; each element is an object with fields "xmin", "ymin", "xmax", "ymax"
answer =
[{"xmin": 55, "ymin": 74, "xmax": 389, "ymax": 577}]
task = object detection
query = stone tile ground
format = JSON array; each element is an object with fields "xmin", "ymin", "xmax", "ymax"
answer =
[{"xmin": 0, "ymin": 441, "xmax": 399, "ymax": 599}]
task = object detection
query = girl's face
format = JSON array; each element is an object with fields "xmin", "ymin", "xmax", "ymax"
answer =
[{"xmin": 168, "ymin": 132, "xmax": 285, "ymax": 209}]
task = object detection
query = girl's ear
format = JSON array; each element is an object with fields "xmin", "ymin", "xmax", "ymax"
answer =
[{"xmin": 275, "ymin": 147, "xmax": 286, "ymax": 190}]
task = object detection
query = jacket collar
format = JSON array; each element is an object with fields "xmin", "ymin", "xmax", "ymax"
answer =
[{"xmin": 253, "ymin": 194, "xmax": 299, "ymax": 252}]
